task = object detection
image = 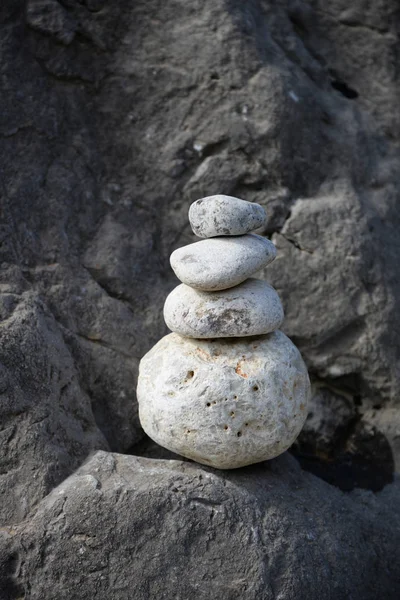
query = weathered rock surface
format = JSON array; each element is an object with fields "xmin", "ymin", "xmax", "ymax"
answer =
[
  {"xmin": 1, "ymin": 0, "xmax": 398, "ymax": 483},
  {"xmin": 1, "ymin": 0, "xmax": 400, "ymax": 593},
  {"xmin": 0, "ymin": 292, "xmax": 108, "ymax": 526},
  {"xmin": 164, "ymin": 278, "xmax": 284, "ymax": 338},
  {"xmin": 2, "ymin": 451, "xmax": 400, "ymax": 600},
  {"xmin": 137, "ymin": 331, "xmax": 309, "ymax": 468},
  {"xmin": 170, "ymin": 234, "xmax": 276, "ymax": 291},
  {"xmin": 189, "ymin": 195, "xmax": 267, "ymax": 237}
]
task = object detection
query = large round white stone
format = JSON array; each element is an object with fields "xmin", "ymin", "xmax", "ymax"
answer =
[
  {"xmin": 164, "ymin": 278, "xmax": 284, "ymax": 338},
  {"xmin": 137, "ymin": 331, "xmax": 310, "ymax": 469},
  {"xmin": 170, "ymin": 234, "xmax": 276, "ymax": 291},
  {"xmin": 189, "ymin": 195, "xmax": 267, "ymax": 238}
]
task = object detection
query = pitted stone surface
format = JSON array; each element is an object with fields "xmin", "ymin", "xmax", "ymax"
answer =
[
  {"xmin": 164, "ymin": 278, "xmax": 284, "ymax": 338},
  {"xmin": 170, "ymin": 234, "xmax": 276, "ymax": 291},
  {"xmin": 137, "ymin": 331, "xmax": 310, "ymax": 468},
  {"xmin": 189, "ymin": 195, "xmax": 267, "ymax": 238}
]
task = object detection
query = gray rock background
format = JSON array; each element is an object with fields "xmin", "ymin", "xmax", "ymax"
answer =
[{"xmin": 1, "ymin": 0, "xmax": 400, "ymax": 596}]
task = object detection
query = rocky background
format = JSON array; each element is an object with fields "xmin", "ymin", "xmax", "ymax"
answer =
[{"xmin": 1, "ymin": 0, "xmax": 400, "ymax": 598}]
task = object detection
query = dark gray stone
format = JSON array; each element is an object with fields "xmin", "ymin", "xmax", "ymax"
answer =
[
  {"xmin": 0, "ymin": 292, "xmax": 108, "ymax": 525},
  {"xmin": 2, "ymin": 451, "xmax": 399, "ymax": 599}
]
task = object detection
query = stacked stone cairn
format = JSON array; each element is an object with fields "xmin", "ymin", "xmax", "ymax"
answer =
[{"xmin": 137, "ymin": 195, "xmax": 310, "ymax": 469}]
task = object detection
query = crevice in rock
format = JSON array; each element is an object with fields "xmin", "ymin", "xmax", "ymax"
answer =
[
  {"xmin": 83, "ymin": 266, "xmax": 135, "ymax": 310},
  {"xmin": 280, "ymin": 233, "xmax": 314, "ymax": 254},
  {"xmin": 32, "ymin": 53, "xmax": 98, "ymax": 86},
  {"xmin": 0, "ymin": 550, "xmax": 24, "ymax": 600},
  {"xmin": 75, "ymin": 331, "xmax": 134, "ymax": 361},
  {"xmin": 314, "ymin": 7, "xmax": 391, "ymax": 35},
  {"xmin": 194, "ymin": 138, "xmax": 229, "ymax": 160},
  {"xmin": 331, "ymin": 78, "xmax": 359, "ymax": 99},
  {"xmin": 128, "ymin": 434, "xmax": 187, "ymax": 462},
  {"xmin": 291, "ymin": 384, "xmax": 394, "ymax": 492}
]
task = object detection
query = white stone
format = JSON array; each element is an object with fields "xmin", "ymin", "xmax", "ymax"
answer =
[
  {"xmin": 164, "ymin": 278, "xmax": 284, "ymax": 338},
  {"xmin": 189, "ymin": 195, "xmax": 267, "ymax": 238},
  {"xmin": 137, "ymin": 331, "xmax": 310, "ymax": 469},
  {"xmin": 170, "ymin": 234, "xmax": 276, "ymax": 291}
]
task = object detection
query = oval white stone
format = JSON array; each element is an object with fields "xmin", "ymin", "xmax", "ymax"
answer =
[
  {"xmin": 137, "ymin": 331, "xmax": 310, "ymax": 469},
  {"xmin": 170, "ymin": 234, "xmax": 276, "ymax": 291},
  {"xmin": 189, "ymin": 195, "xmax": 267, "ymax": 238},
  {"xmin": 164, "ymin": 278, "xmax": 284, "ymax": 338}
]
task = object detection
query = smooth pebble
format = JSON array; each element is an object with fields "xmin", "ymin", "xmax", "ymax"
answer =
[
  {"xmin": 189, "ymin": 195, "xmax": 267, "ymax": 238},
  {"xmin": 164, "ymin": 278, "xmax": 284, "ymax": 338},
  {"xmin": 170, "ymin": 234, "xmax": 276, "ymax": 291}
]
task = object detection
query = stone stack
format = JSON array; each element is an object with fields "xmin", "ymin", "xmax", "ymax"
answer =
[{"xmin": 137, "ymin": 195, "xmax": 310, "ymax": 469}]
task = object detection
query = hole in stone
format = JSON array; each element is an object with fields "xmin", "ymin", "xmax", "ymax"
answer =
[
  {"xmin": 253, "ymin": 385, "xmax": 259, "ymax": 391},
  {"xmin": 224, "ymin": 425, "xmax": 229, "ymax": 430},
  {"xmin": 233, "ymin": 395, "xmax": 238, "ymax": 400},
  {"xmin": 187, "ymin": 370, "xmax": 194, "ymax": 379},
  {"xmin": 331, "ymin": 79, "xmax": 359, "ymax": 99},
  {"xmin": 245, "ymin": 422, "xmax": 249, "ymax": 427},
  {"xmin": 289, "ymin": 12, "xmax": 307, "ymax": 34},
  {"xmin": 210, "ymin": 72, "xmax": 220, "ymax": 80},
  {"xmin": 230, "ymin": 411, "xmax": 235, "ymax": 417},
  {"xmin": 291, "ymin": 412, "xmax": 394, "ymax": 493},
  {"xmin": 237, "ymin": 431, "xmax": 242, "ymax": 437},
  {"xmin": 206, "ymin": 403, "xmax": 211, "ymax": 407}
]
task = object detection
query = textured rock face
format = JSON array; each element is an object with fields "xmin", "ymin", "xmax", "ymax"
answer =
[
  {"xmin": 0, "ymin": 292, "xmax": 108, "ymax": 525},
  {"xmin": 138, "ymin": 332, "xmax": 309, "ymax": 468},
  {"xmin": 0, "ymin": 0, "xmax": 398, "ymax": 486},
  {"xmin": 189, "ymin": 195, "xmax": 267, "ymax": 237},
  {"xmin": 164, "ymin": 278, "xmax": 284, "ymax": 338},
  {"xmin": 170, "ymin": 234, "xmax": 276, "ymax": 291},
  {"xmin": 2, "ymin": 451, "xmax": 400, "ymax": 600},
  {"xmin": 1, "ymin": 0, "xmax": 400, "ymax": 594}
]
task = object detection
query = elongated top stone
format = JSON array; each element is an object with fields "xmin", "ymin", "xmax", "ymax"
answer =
[
  {"xmin": 164, "ymin": 278, "xmax": 284, "ymax": 338},
  {"xmin": 189, "ymin": 195, "xmax": 267, "ymax": 238},
  {"xmin": 170, "ymin": 234, "xmax": 276, "ymax": 291}
]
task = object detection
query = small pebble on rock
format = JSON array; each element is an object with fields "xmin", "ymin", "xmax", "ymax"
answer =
[
  {"xmin": 164, "ymin": 278, "xmax": 284, "ymax": 338},
  {"xmin": 170, "ymin": 234, "xmax": 276, "ymax": 291},
  {"xmin": 189, "ymin": 195, "xmax": 267, "ymax": 238}
]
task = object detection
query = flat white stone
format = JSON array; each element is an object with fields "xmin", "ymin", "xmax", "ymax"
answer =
[
  {"xmin": 189, "ymin": 195, "xmax": 267, "ymax": 238},
  {"xmin": 137, "ymin": 331, "xmax": 310, "ymax": 469},
  {"xmin": 170, "ymin": 234, "xmax": 276, "ymax": 291},
  {"xmin": 164, "ymin": 278, "xmax": 284, "ymax": 338}
]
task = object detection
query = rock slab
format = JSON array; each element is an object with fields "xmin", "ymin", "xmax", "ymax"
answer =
[
  {"xmin": 170, "ymin": 234, "xmax": 276, "ymax": 291},
  {"xmin": 164, "ymin": 278, "xmax": 284, "ymax": 338},
  {"xmin": 189, "ymin": 195, "xmax": 267, "ymax": 237},
  {"xmin": 137, "ymin": 331, "xmax": 310, "ymax": 468},
  {"xmin": 4, "ymin": 450, "xmax": 400, "ymax": 600}
]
